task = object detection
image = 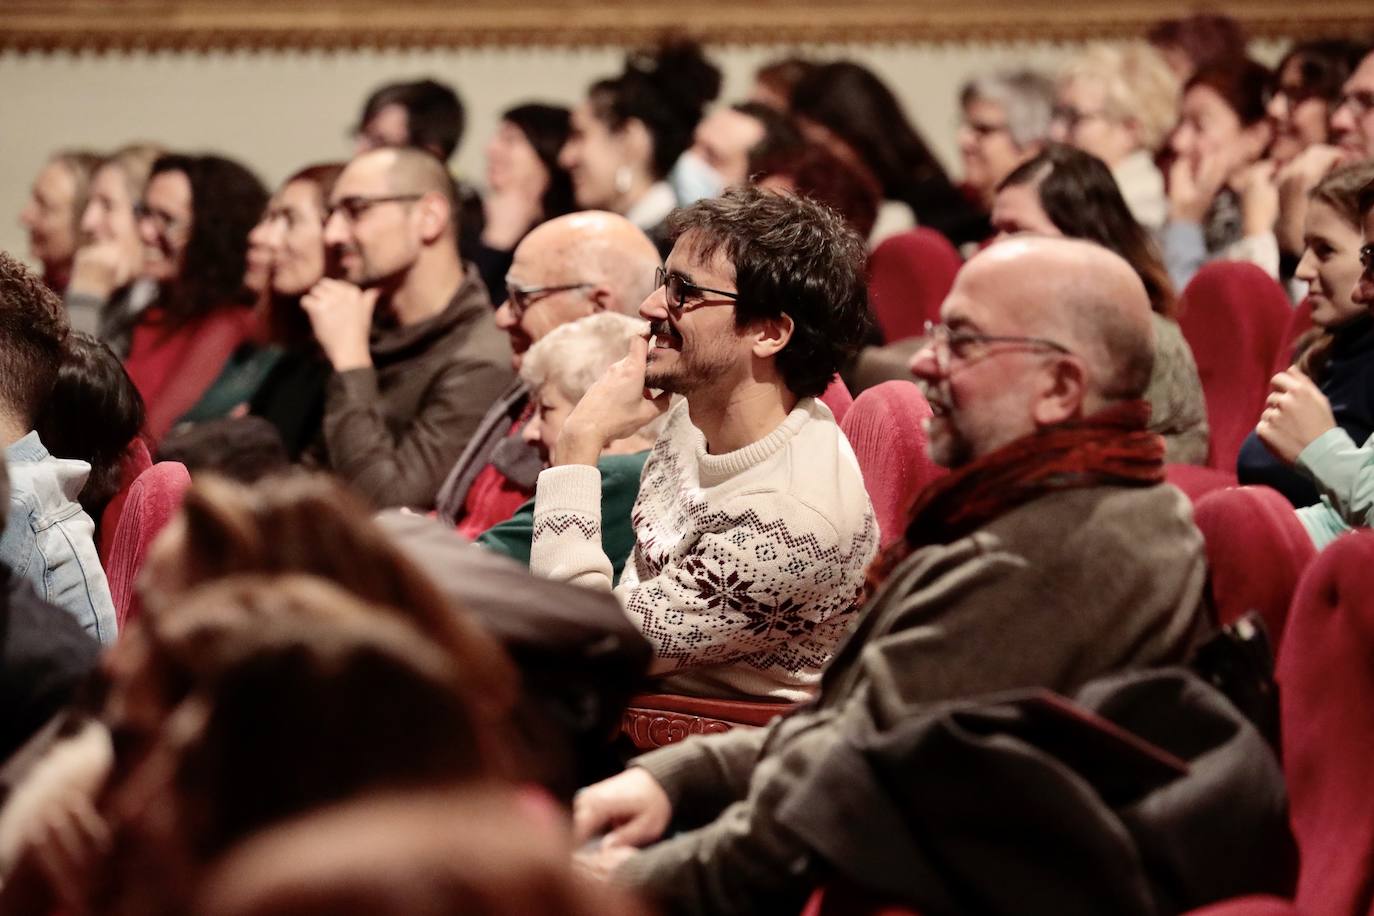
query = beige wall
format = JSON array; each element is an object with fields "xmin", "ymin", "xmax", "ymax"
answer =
[{"xmin": 0, "ymin": 39, "xmax": 1285, "ymax": 266}]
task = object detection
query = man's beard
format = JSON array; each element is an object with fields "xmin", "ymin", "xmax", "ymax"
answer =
[{"xmin": 644, "ymin": 318, "xmax": 729, "ymax": 395}]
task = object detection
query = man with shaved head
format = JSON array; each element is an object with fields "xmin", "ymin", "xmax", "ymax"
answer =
[
  {"xmin": 302, "ymin": 147, "xmax": 513, "ymax": 509},
  {"xmin": 572, "ymin": 236, "xmax": 1211, "ymax": 915},
  {"xmin": 434, "ymin": 210, "xmax": 661, "ymax": 533}
]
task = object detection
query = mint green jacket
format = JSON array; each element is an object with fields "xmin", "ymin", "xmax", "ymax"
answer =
[{"xmin": 1295, "ymin": 427, "xmax": 1374, "ymax": 549}]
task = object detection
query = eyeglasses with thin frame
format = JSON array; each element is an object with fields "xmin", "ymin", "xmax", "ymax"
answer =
[
  {"xmin": 1335, "ymin": 90, "xmax": 1374, "ymax": 120},
  {"xmin": 133, "ymin": 202, "xmax": 188, "ymax": 236},
  {"xmin": 324, "ymin": 194, "xmax": 423, "ymax": 224},
  {"xmin": 922, "ymin": 319, "xmax": 1074, "ymax": 374},
  {"xmin": 1050, "ymin": 105, "xmax": 1104, "ymax": 132},
  {"xmin": 655, "ymin": 266, "xmax": 739, "ymax": 312},
  {"xmin": 503, "ymin": 278, "xmax": 593, "ymax": 320}
]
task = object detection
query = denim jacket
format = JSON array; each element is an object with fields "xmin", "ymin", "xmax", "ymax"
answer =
[{"xmin": 0, "ymin": 433, "xmax": 117, "ymax": 645}]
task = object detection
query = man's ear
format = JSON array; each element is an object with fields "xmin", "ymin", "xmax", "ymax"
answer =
[
  {"xmin": 586, "ymin": 284, "xmax": 614, "ymax": 314},
  {"xmin": 1031, "ymin": 355, "xmax": 1088, "ymax": 426},
  {"xmin": 415, "ymin": 191, "xmax": 453, "ymax": 244},
  {"xmin": 751, "ymin": 313, "xmax": 795, "ymax": 360}
]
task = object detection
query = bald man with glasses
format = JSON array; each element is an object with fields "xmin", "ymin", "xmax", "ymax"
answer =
[
  {"xmin": 571, "ymin": 235, "xmax": 1210, "ymax": 916},
  {"xmin": 432, "ymin": 210, "xmax": 661, "ymax": 534},
  {"xmin": 299, "ymin": 146, "xmax": 512, "ymax": 510}
]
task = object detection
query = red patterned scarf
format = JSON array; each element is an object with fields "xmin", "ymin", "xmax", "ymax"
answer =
[{"xmin": 867, "ymin": 400, "xmax": 1165, "ymax": 587}]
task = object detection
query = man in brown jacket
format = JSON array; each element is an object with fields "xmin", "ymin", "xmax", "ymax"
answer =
[
  {"xmin": 302, "ymin": 147, "xmax": 512, "ymax": 509},
  {"xmin": 572, "ymin": 237, "xmax": 1212, "ymax": 913}
]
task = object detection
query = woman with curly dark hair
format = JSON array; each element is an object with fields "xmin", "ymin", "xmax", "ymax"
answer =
[
  {"xmin": 124, "ymin": 153, "xmax": 268, "ymax": 441},
  {"xmin": 559, "ymin": 38, "xmax": 721, "ymax": 253}
]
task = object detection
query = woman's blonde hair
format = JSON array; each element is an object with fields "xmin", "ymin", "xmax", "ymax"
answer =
[{"xmin": 1060, "ymin": 43, "xmax": 1181, "ymax": 153}]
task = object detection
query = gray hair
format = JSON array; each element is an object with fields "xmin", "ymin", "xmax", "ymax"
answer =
[
  {"xmin": 961, "ymin": 69, "xmax": 1056, "ymax": 148},
  {"xmin": 520, "ymin": 313, "xmax": 668, "ymax": 438}
]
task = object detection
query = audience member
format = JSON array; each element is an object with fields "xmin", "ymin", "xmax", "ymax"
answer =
[
  {"xmin": 0, "ymin": 458, "xmax": 100, "ymax": 764},
  {"xmin": 1240, "ymin": 162, "xmax": 1374, "ymax": 505},
  {"xmin": 434, "ymin": 211, "xmax": 659, "ymax": 535},
  {"xmin": 560, "ymin": 39, "xmax": 721, "ymax": 252},
  {"xmin": 65, "ymin": 143, "xmax": 163, "ymax": 356},
  {"xmin": 994, "ymin": 144, "xmax": 1209, "ymax": 463},
  {"xmin": 92, "ymin": 577, "xmax": 505, "ymax": 916},
  {"xmin": 33, "ymin": 331, "xmax": 146, "ymax": 535},
  {"xmin": 1267, "ymin": 41, "xmax": 1370, "ymax": 165},
  {"xmin": 478, "ymin": 312, "xmax": 660, "ymax": 581},
  {"xmin": 303, "ymin": 146, "xmax": 513, "ymax": 509},
  {"xmin": 1147, "ymin": 13, "xmax": 1249, "ymax": 81},
  {"xmin": 1163, "ymin": 59, "xmax": 1279, "ymax": 290},
  {"xmin": 475, "ymin": 103, "xmax": 576, "ymax": 301},
  {"xmin": 1331, "ymin": 47, "xmax": 1374, "ymax": 159},
  {"xmin": 958, "ymin": 69, "xmax": 1055, "ymax": 210},
  {"xmin": 572, "ymin": 236, "xmax": 1209, "ymax": 913},
  {"xmin": 354, "ymin": 77, "xmax": 465, "ymax": 162},
  {"xmin": 1052, "ymin": 44, "xmax": 1180, "ymax": 229},
  {"xmin": 123, "ymin": 153, "xmax": 269, "ymax": 441},
  {"xmin": 530, "ymin": 187, "xmax": 876, "ymax": 700},
  {"xmin": 675, "ymin": 101, "xmax": 801, "ymax": 203},
  {"xmin": 194, "ymin": 788, "xmax": 648, "ymax": 916},
  {"xmin": 790, "ymin": 60, "xmax": 989, "ymax": 246},
  {"xmin": 0, "ymin": 253, "xmax": 116, "ymax": 644},
  {"xmin": 1259, "ymin": 176, "xmax": 1374, "ymax": 548},
  {"xmin": 19, "ymin": 151, "xmax": 100, "ymax": 296},
  {"xmin": 751, "ymin": 141, "xmax": 884, "ymax": 241},
  {"xmin": 749, "ymin": 55, "xmax": 814, "ymax": 111}
]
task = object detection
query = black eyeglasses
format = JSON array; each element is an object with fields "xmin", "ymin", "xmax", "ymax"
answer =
[
  {"xmin": 504, "ymin": 278, "xmax": 592, "ymax": 320},
  {"xmin": 964, "ymin": 118, "xmax": 1010, "ymax": 139},
  {"xmin": 324, "ymin": 194, "xmax": 423, "ymax": 223},
  {"xmin": 922, "ymin": 319, "xmax": 1073, "ymax": 374},
  {"xmin": 655, "ymin": 266, "xmax": 739, "ymax": 311},
  {"xmin": 133, "ymin": 202, "xmax": 187, "ymax": 235},
  {"xmin": 1262, "ymin": 83, "xmax": 1323, "ymax": 110}
]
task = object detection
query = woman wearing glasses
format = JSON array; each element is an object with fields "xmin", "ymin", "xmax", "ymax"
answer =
[
  {"xmin": 123, "ymin": 153, "xmax": 269, "ymax": 442},
  {"xmin": 1242, "ymin": 161, "xmax": 1374, "ymax": 507},
  {"xmin": 993, "ymin": 144, "xmax": 1209, "ymax": 464}
]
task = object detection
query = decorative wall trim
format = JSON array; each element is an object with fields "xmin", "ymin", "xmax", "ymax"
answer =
[{"xmin": 6, "ymin": 1, "xmax": 1374, "ymax": 53}]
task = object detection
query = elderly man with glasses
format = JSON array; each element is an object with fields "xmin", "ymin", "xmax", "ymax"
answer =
[
  {"xmin": 571, "ymin": 234, "xmax": 1210, "ymax": 915},
  {"xmin": 297, "ymin": 146, "xmax": 512, "ymax": 510},
  {"xmin": 432, "ymin": 210, "xmax": 661, "ymax": 534},
  {"xmin": 529, "ymin": 186, "xmax": 877, "ymax": 703}
]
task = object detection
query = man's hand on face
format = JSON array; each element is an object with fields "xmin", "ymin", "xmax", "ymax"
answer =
[
  {"xmin": 555, "ymin": 336, "xmax": 671, "ymax": 467},
  {"xmin": 301, "ymin": 278, "xmax": 379, "ymax": 372},
  {"xmin": 1257, "ymin": 367, "xmax": 1338, "ymax": 465}
]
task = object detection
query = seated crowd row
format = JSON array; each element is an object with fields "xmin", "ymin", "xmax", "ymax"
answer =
[{"xmin": 1, "ymin": 13, "xmax": 1373, "ymax": 915}]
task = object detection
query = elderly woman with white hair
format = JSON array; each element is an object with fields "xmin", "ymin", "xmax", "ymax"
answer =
[
  {"xmin": 477, "ymin": 312, "xmax": 664, "ymax": 582},
  {"xmin": 1052, "ymin": 43, "xmax": 1181, "ymax": 230},
  {"xmin": 957, "ymin": 69, "xmax": 1056, "ymax": 210}
]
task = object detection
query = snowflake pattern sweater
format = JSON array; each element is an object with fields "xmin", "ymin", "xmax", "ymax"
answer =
[{"xmin": 531, "ymin": 397, "xmax": 878, "ymax": 701}]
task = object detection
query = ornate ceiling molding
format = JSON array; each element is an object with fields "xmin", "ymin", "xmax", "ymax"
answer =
[{"xmin": 4, "ymin": 1, "xmax": 1374, "ymax": 53}]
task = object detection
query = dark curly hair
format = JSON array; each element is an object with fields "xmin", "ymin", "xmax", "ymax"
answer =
[
  {"xmin": 589, "ymin": 37, "xmax": 722, "ymax": 180},
  {"xmin": 34, "ymin": 331, "xmax": 145, "ymax": 525},
  {"xmin": 999, "ymin": 144, "xmax": 1176, "ymax": 318},
  {"xmin": 0, "ymin": 251, "xmax": 69, "ymax": 428},
  {"xmin": 150, "ymin": 154, "xmax": 269, "ymax": 326},
  {"xmin": 667, "ymin": 186, "xmax": 871, "ymax": 398}
]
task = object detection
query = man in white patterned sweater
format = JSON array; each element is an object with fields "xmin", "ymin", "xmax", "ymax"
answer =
[{"xmin": 530, "ymin": 187, "xmax": 877, "ymax": 701}]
